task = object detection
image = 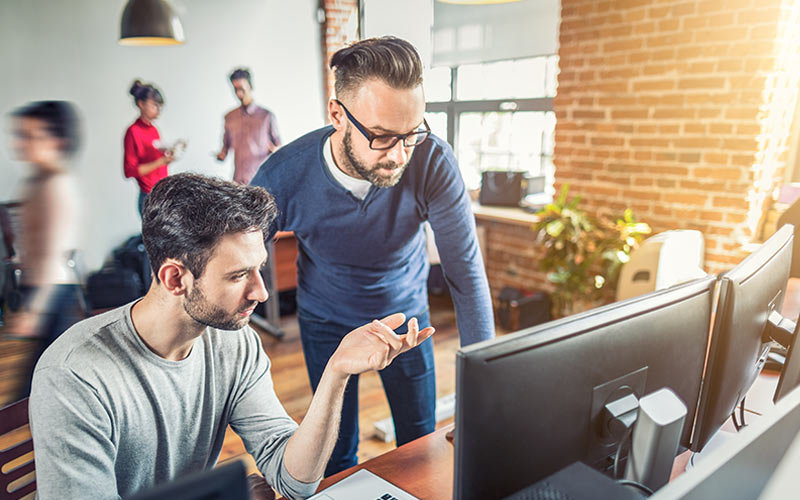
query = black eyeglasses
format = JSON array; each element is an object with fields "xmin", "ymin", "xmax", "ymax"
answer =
[{"xmin": 335, "ymin": 99, "xmax": 431, "ymax": 150}]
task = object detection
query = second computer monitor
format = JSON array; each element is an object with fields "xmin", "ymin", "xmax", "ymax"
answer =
[
  {"xmin": 691, "ymin": 224, "xmax": 793, "ymax": 452},
  {"xmin": 454, "ymin": 276, "xmax": 716, "ymax": 500}
]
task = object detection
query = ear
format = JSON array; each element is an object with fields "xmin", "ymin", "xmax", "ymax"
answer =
[
  {"xmin": 158, "ymin": 259, "xmax": 191, "ymax": 296},
  {"xmin": 328, "ymin": 99, "xmax": 346, "ymax": 131}
]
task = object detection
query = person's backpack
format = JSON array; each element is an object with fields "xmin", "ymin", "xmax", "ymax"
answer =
[
  {"xmin": 113, "ymin": 235, "xmax": 152, "ymax": 294},
  {"xmin": 86, "ymin": 265, "xmax": 142, "ymax": 309}
]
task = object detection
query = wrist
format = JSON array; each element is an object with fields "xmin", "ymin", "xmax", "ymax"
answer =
[{"xmin": 322, "ymin": 356, "xmax": 350, "ymax": 384}]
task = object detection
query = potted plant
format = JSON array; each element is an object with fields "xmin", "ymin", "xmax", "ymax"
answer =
[{"xmin": 533, "ymin": 185, "xmax": 651, "ymax": 317}]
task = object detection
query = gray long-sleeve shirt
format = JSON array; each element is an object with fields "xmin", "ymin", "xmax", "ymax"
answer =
[{"xmin": 29, "ymin": 302, "xmax": 319, "ymax": 499}]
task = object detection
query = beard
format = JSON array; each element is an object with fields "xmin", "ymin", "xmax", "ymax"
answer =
[
  {"xmin": 183, "ymin": 283, "xmax": 257, "ymax": 331},
  {"xmin": 342, "ymin": 127, "xmax": 409, "ymax": 188}
]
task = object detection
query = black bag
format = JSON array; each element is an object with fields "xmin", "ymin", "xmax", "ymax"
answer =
[
  {"xmin": 479, "ymin": 171, "xmax": 525, "ymax": 207},
  {"xmin": 497, "ymin": 286, "xmax": 552, "ymax": 331},
  {"xmin": 113, "ymin": 235, "xmax": 152, "ymax": 294},
  {"xmin": 86, "ymin": 266, "xmax": 142, "ymax": 309}
]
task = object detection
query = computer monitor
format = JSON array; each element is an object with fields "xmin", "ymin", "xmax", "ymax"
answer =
[
  {"xmin": 690, "ymin": 224, "xmax": 793, "ymax": 452},
  {"xmin": 454, "ymin": 276, "xmax": 717, "ymax": 500},
  {"xmin": 773, "ymin": 313, "xmax": 800, "ymax": 402},
  {"xmin": 651, "ymin": 383, "xmax": 800, "ymax": 499},
  {"xmin": 126, "ymin": 460, "xmax": 249, "ymax": 500}
]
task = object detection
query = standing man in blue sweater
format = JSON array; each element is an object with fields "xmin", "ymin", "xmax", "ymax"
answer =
[{"xmin": 250, "ymin": 36, "xmax": 494, "ymax": 475}]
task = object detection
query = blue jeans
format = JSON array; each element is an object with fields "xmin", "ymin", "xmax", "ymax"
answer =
[
  {"xmin": 298, "ymin": 308, "xmax": 436, "ymax": 476},
  {"xmin": 17, "ymin": 284, "xmax": 84, "ymax": 399},
  {"xmin": 138, "ymin": 191, "xmax": 147, "ymax": 217}
]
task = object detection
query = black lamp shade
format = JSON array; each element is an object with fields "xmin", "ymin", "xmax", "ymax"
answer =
[{"xmin": 119, "ymin": 0, "xmax": 185, "ymax": 46}]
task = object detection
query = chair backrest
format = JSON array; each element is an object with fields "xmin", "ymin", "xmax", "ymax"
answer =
[{"xmin": 0, "ymin": 398, "xmax": 35, "ymax": 500}]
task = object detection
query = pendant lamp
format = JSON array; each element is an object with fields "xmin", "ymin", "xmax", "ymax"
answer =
[{"xmin": 119, "ymin": 0, "xmax": 185, "ymax": 46}]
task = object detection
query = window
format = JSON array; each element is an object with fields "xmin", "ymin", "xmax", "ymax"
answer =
[{"xmin": 425, "ymin": 55, "xmax": 558, "ymax": 192}]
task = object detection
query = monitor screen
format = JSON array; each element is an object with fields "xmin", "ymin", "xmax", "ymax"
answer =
[
  {"xmin": 454, "ymin": 276, "xmax": 716, "ymax": 500},
  {"xmin": 691, "ymin": 225, "xmax": 793, "ymax": 452}
]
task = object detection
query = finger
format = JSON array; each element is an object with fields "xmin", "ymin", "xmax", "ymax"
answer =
[
  {"xmin": 370, "ymin": 319, "xmax": 403, "ymax": 351},
  {"xmin": 405, "ymin": 317, "xmax": 419, "ymax": 349},
  {"xmin": 377, "ymin": 312, "xmax": 406, "ymax": 330},
  {"xmin": 415, "ymin": 327, "xmax": 435, "ymax": 345}
]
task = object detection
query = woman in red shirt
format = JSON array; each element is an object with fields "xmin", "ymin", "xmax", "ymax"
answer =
[{"xmin": 123, "ymin": 80, "xmax": 173, "ymax": 216}]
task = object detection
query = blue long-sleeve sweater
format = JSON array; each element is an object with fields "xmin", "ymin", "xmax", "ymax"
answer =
[{"xmin": 250, "ymin": 126, "xmax": 494, "ymax": 346}]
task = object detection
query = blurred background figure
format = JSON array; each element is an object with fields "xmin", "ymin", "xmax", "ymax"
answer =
[
  {"xmin": 2, "ymin": 100, "xmax": 84, "ymax": 399},
  {"xmin": 124, "ymin": 79, "xmax": 177, "ymax": 216},
  {"xmin": 216, "ymin": 68, "xmax": 281, "ymax": 184}
]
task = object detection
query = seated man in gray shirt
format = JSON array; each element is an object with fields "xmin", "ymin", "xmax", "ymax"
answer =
[{"xmin": 28, "ymin": 172, "xmax": 434, "ymax": 500}]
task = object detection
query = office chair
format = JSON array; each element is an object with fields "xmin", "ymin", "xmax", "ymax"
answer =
[{"xmin": 0, "ymin": 398, "xmax": 35, "ymax": 499}]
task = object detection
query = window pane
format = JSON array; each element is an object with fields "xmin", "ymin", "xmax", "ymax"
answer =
[
  {"xmin": 424, "ymin": 66, "xmax": 452, "ymax": 102},
  {"xmin": 425, "ymin": 112, "xmax": 448, "ymax": 142},
  {"xmin": 456, "ymin": 57, "xmax": 548, "ymax": 100},
  {"xmin": 456, "ymin": 111, "xmax": 551, "ymax": 191}
]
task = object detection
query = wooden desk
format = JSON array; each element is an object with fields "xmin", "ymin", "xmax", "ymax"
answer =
[
  {"xmin": 273, "ymin": 231, "xmax": 298, "ymax": 292},
  {"xmin": 317, "ymin": 425, "xmax": 454, "ymax": 499},
  {"xmin": 316, "ymin": 372, "xmax": 781, "ymax": 498}
]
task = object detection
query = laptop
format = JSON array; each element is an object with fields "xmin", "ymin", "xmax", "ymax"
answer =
[{"xmin": 309, "ymin": 469, "xmax": 419, "ymax": 500}]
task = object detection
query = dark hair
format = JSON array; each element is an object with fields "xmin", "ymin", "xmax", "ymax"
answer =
[
  {"xmin": 12, "ymin": 100, "xmax": 81, "ymax": 156},
  {"xmin": 129, "ymin": 79, "xmax": 164, "ymax": 105},
  {"xmin": 330, "ymin": 36, "xmax": 423, "ymax": 98},
  {"xmin": 229, "ymin": 68, "xmax": 253, "ymax": 88},
  {"xmin": 142, "ymin": 173, "xmax": 277, "ymax": 282}
]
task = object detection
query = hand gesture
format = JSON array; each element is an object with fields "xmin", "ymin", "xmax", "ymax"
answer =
[
  {"xmin": 162, "ymin": 150, "xmax": 175, "ymax": 164},
  {"xmin": 329, "ymin": 313, "xmax": 435, "ymax": 376}
]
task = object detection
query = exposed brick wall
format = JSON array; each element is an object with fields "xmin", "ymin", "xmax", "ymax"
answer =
[
  {"xmin": 481, "ymin": 221, "xmax": 552, "ymax": 296},
  {"xmin": 321, "ymin": 0, "xmax": 360, "ymax": 107},
  {"xmin": 555, "ymin": 0, "xmax": 800, "ymax": 274}
]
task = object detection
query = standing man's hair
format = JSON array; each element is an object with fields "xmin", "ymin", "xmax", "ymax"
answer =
[
  {"xmin": 12, "ymin": 100, "xmax": 82, "ymax": 156},
  {"xmin": 142, "ymin": 173, "xmax": 277, "ymax": 282},
  {"xmin": 129, "ymin": 79, "xmax": 164, "ymax": 105},
  {"xmin": 329, "ymin": 36, "xmax": 423, "ymax": 99},
  {"xmin": 229, "ymin": 68, "xmax": 253, "ymax": 88}
]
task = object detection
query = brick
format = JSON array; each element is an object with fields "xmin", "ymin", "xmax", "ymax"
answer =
[
  {"xmin": 694, "ymin": 167, "xmax": 745, "ymax": 180},
  {"xmin": 680, "ymin": 180, "xmax": 727, "ymax": 191},
  {"xmin": 653, "ymin": 108, "xmax": 697, "ymax": 120},
  {"xmin": 678, "ymin": 77, "xmax": 727, "ymax": 90},
  {"xmin": 671, "ymin": 193, "xmax": 710, "ymax": 206},
  {"xmin": 632, "ymin": 80, "xmax": 676, "ymax": 92},
  {"xmin": 739, "ymin": 7, "xmax": 782, "ymax": 24},
  {"xmin": 683, "ymin": 124, "xmax": 706, "ymax": 135},
  {"xmin": 591, "ymin": 137, "xmax": 626, "ymax": 146},
  {"xmin": 630, "ymin": 137, "xmax": 670, "ymax": 147},
  {"xmin": 709, "ymin": 123, "xmax": 734, "ymax": 135},
  {"xmin": 698, "ymin": 108, "xmax": 723, "ymax": 118},
  {"xmin": 674, "ymin": 137, "xmax": 720, "ymax": 148},
  {"xmin": 722, "ymin": 138, "xmax": 759, "ymax": 151},
  {"xmin": 650, "ymin": 165, "xmax": 691, "ymax": 176},
  {"xmin": 713, "ymin": 196, "xmax": 749, "ymax": 209},
  {"xmin": 725, "ymin": 212, "xmax": 748, "ymax": 224},
  {"xmin": 572, "ymin": 110, "xmax": 607, "ymax": 120},
  {"xmin": 612, "ymin": 108, "xmax": 650, "ymax": 119},
  {"xmin": 717, "ymin": 59, "xmax": 743, "ymax": 72},
  {"xmin": 622, "ymin": 190, "xmax": 662, "ymax": 201},
  {"xmin": 682, "ymin": 16, "xmax": 708, "ymax": 30},
  {"xmin": 678, "ymin": 153, "xmax": 702, "ymax": 163},
  {"xmin": 750, "ymin": 24, "xmax": 779, "ymax": 41},
  {"xmin": 658, "ymin": 18, "xmax": 681, "ymax": 31}
]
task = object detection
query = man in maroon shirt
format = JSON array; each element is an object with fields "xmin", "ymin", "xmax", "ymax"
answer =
[{"xmin": 216, "ymin": 68, "xmax": 281, "ymax": 185}]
